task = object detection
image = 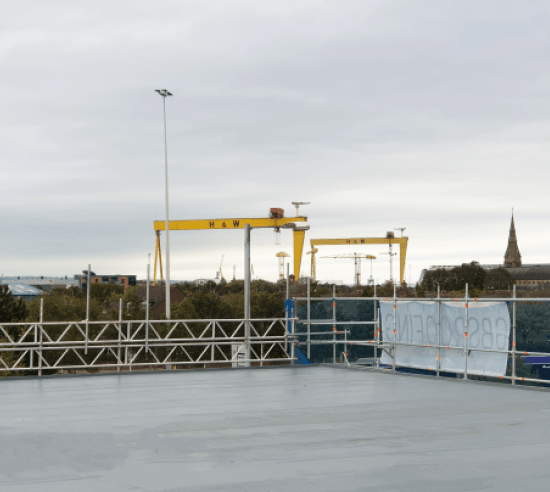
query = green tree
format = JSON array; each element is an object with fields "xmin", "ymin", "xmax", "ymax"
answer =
[
  {"xmin": 26, "ymin": 292, "xmax": 102, "ymax": 322},
  {"xmin": 121, "ymin": 285, "xmax": 145, "ymax": 320},
  {"xmin": 0, "ymin": 285, "xmax": 28, "ymax": 376},
  {"xmin": 421, "ymin": 262, "xmax": 486, "ymax": 292},
  {"xmin": 0, "ymin": 285, "xmax": 28, "ymax": 323},
  {"xmin": 485, "ymin": 268, "xmax": 514, "ymax": 290},
  {"xmin": 450, "ymin": 262, "xmax": 486, "ymax": 291},
  {"xmin": 89, "ymin": 282, "xmax": 124, "ymax": 303}
]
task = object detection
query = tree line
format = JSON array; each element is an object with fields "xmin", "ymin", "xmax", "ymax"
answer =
[{"xmin": 418, "ymin": 262, "xmax": 514, "ymax": 294}]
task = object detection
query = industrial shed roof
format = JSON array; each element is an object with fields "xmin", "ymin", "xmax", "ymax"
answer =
[{"xmin": 5, "ymin": 283, "xmax": 43, "ymax": 297}]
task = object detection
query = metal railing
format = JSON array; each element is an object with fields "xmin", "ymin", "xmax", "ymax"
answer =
[
  {"xmin": 294, "ymin": 282, "xmax": 550, "ymax": 386},
  {"xmin": 0, "ymin": 316, "xmax": 297, "ymax": 375}
]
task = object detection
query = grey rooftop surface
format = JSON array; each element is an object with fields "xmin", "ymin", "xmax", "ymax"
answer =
[{"xmin": 1, "ymin": 366, "xmax": 550, "ymax": 491}]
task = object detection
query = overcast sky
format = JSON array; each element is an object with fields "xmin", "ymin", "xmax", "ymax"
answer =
[{"xmin": 2, "ymin": 0, "xmax": 550, "ymax": 285}]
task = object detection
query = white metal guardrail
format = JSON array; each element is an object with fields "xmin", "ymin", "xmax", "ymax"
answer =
[{"xmin": 0, "ymin": 317, "xmax": 297, "ymax": 375}]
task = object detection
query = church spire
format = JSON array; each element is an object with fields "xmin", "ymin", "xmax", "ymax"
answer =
[{"xmin": 504, "ymin": 213, "xmax": 522, "ymax": 268}]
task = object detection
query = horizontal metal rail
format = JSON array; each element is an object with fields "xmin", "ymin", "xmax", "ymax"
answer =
[
  {"xmin": 294, "ymin": 296, "xmax": 550, "ymax": 302},
  {"xmin": 299, "ymin": 320, "xmax": 376, "ymax": 325}
]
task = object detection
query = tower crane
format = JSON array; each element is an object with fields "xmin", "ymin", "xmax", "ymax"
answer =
[
  {"xmin": 291, "ymin": 202, "xmax": 310, "ymax": 217},
  {"xmin": 321, "ymin": 253, "xmax": 376, "ymax": 288},
  {"xmin": 380, "ymin": 230, "xmax": 400, "ymax": 285},
  {"xmin": 367, "ymin": 255, "xmax": 376, "ymax": 285},
  {"xmin": 379, "ymin": 249, "xmax": 397, "ymax": 285},
  {"xmin": 276, "ymin": 252, "xmax": 290, "ymax": 280},
  {"xmin": 306, "ymin": 247, "xmax": 318, "ymax": 281}
]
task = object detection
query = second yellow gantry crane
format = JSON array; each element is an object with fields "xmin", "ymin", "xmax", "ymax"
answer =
[{"xmin": 309, "ymin": 232, "xmax": 408, "ymax": 285}]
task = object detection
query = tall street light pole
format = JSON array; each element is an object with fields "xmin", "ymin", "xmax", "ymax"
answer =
[{"xmin": 155, "ymin": 89, "xmax": 173, "ymax": 319}]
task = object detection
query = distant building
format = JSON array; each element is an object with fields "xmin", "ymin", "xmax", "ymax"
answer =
[
  {"xmin": 77, "ymin": 270, "xmax": 136, "ymax": 292},
  {"xmin": 151, "ymin": 286, "xmax": 187, "ymax": 318},
  {"xmin": 1, "ymin": 276, "xmax": 76, "ymax": 291},
  {"xmin": 419, "ymin": 215, "xmax": 550, "ymax": 287},
  {"xmin": 504, "ymin": 215, "xmax": 522, "ymax": 267},
  {"xmin": 6, "ymin": 284, "xmax": 43, "ymax": 301}
]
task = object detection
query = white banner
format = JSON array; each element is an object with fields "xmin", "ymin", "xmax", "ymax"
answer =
[{"xmin": 379, "ymin": 301, "xmax": 510, "ymax": 376}]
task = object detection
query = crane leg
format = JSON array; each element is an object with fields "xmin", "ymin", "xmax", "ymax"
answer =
[
  {"xmin": 293, "ymin": 230, "xmax": 306, "ymax": 280},
  {"xmin": 399, "ymin": 241, "xmax": 407, "ymax": 285},
  {"xmin": 154, "ymin": 231, "xmax": 164, "ymax": 286}
]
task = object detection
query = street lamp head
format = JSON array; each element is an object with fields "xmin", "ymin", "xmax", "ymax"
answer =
[{"xmin": 155, "ymin": 89, "xmax": 173, "ymax": 97}]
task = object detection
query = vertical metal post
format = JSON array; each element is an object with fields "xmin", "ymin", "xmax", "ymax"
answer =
[
  {"xmin": 512, "ymin": 284, "xmax": 517, "ymax": 385},
  {"xmin": 211, "ymin": 321, "xmax": 215, "ymax": 364},
  {"xmin": 374, "ymin": 284, "xmax": 379, "ymax": 369},
  {"xmin": 161, "ymin": 93, "xmax": 172, "ymax": 320},
  {"xmin": 127, "ymin": 321, "xmax": 131, "ymax": 371},
  {"xmin": 333, "ymin": 284, "xmax": 336, "ymax": 364},
  {"xmin": 146, "ymin": 260, "xmax": 150, "ymax": 353},
  {"xmin": 85, "ymin": 264, "xmax": 91, "ymax": 355},
  {"xmin": 464, "ymin": 283, "xmax": 469, "ymax": 380},
  {"xmin": 244, "ymin": 224, "xmax": 251, "ymax": 367},
  {"xmin": 285, "ymin": 263, "xmax": 289, "ymax": 357},
  {"xmin": 290, "ymin": 298, "xmax": 295, "ymax": 367},
  {"xmin": 307, "ymin": 277, "xmax": 311, "ymax": 359},
  {"xmin": 117, "ymin": 298, "xmax": 122, "ymax": 373},
  {"xmin": 286, "ymin": 263, "xmax": 290, "ymax": 300},
  {"xmin": 393, "ymin": 284, "xmax": 397, "ymax": 371},
  {"xmin": 38, "ymin": 298, "xmax": 43, "ymax": 376},
  {"xmin": 436, "ymin": 284, "xmax": 440, "ymax": 377},
  {"xmin": 344, "ymin": 323, "xmax": 348, "ymax": 359}
]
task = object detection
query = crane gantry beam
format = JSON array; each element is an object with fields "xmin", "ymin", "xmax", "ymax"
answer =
[
  {"xmin": 153, "ymin": 216, "xmax": 308, "ymax": 282},
  {"xmin": 309, "ymin": 236, "xmax": 408, "ymax": 284}
]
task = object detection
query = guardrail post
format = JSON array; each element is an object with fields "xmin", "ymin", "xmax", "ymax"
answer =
[
  {"xmin": 393, "ymin": 284, "xmax": 396, "ymax": 372},
  {"xmin": 126, "ymin": 321, "xmax": 130, "ymax": 371},
  {"xmin": 38, "ymin": 298, "xmax": 43, "ymax": 376},
  {"xmin": 85, "ymin": 264, "xmax": 90, "ymax": 355},
  {"xmin": 290, "ymin": 301, "xmax": 295, "ymax": 366},
  {"xmin": 285, "ymin": 263, "xmax": 289, "ymax": 356},
  {"xmin": 464, "ymin": 283, "xmax": 469, "ymax": 380},
  {"xmin": 436, "ymin": 284, "xmax": 440, "ymax": 377},
  {"xmin": 211, "ymin": 320, "xmax": 215, "ymax": 364},
  {"xmin": 333, "ymin": 284, "xmax": 336, "ymax": 364},
  {"xmin": 512, "ymin": 284, "xmax": 517, "ymax": 385},
  {"xmin": 307, "ymin": 277, "xmax": 311, "ymax": 359},
  {"xmin": 244, "ymin": 224, "xmax": 251, "ymax": 367},
  {"xmin": 374, "ymin": 284, "xmax": 379, "ymax": 369},
  {"xmin": 118, "ymin": 298, "xmax": 122, "ymax": 373},
  {"xmin": 146, "ymin": 261, "xmax": 150, "ymax": 354}
]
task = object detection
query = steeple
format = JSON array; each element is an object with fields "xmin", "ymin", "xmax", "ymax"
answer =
[{"xmin": 504, "ymin": 214, "xmax": 522, "ymax": 268}]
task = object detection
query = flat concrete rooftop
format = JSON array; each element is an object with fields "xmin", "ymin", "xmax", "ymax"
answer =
[{"xmin": 1, "ymin": 366, "xmax": 550, "ymax": 491}]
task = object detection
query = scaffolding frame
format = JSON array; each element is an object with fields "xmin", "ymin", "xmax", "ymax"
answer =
[
  {"xmin": 0, "ymin": 317, "xmax": 297, "ymax": 374},
  {"xmin": 293, "ymin": 284, "xmax": 550, "ymax": 386}
]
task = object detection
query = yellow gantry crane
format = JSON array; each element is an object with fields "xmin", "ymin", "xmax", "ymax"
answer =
[
  {"xmin": 153, "ymin": 208, "xmax": 309, "ymax": 285},
  {"xmin": 321, "ymin": 253, "xmax": 376, "ymax": 288},
  {"xmin": 309, "ymin": 232, "xmax": 408, "ymax": 285}
]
